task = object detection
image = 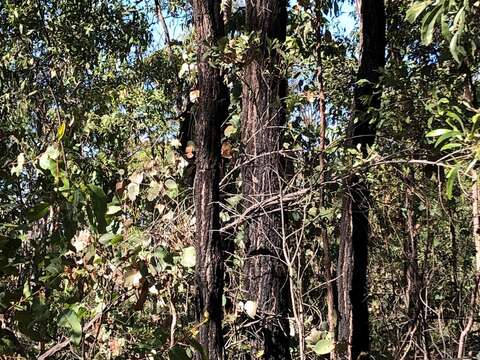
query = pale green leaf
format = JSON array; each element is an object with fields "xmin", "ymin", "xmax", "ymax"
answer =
[
  {"xmin": 406, "ymin": 1, "xmax": 432, "ymax": 23},
  {"xmin": 180, "ymin": 246, "xmax": 196, "ymax": 268},
  {"xmin": 313, "ymin": 338, "xmax": 335, "ymax": 355},
  {"xmin": 426, "ymin": 128, "xmax": 451, "ymax": 137}
]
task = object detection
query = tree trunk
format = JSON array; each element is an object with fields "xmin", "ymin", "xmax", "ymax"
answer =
[
  {"xmin": 240, "ymin": 1, "xmax": 290, "ymax": 359},
  {"xmin": 191, "ymin": 0, "xmax": 229, "ymax": 358},
  {"xmin": 314, "ymin": 2, "xmax": 337, "ymax": 350},
  {"xmin": 336, "ymin": 0, "xmax": 385, "ymax": 359}
]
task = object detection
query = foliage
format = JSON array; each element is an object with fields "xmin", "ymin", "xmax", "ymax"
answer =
[{"xmin": 0, "ymin": 0, "xmax": 479, "ymax": 358}]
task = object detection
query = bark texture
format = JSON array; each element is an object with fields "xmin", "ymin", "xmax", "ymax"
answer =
[
  {"xmin": 191, "ymin": 0, "xmax": 229, "ymax": 358},
  {"xmin": 336, "ymin": 0, "xmax": 385, "ymax": 359},
  {"xmin": 314, "ymin": 2, "xmax": 337, "ymax": 350},
  {"xmin": 240, "ymin": 0, "xmax": 290, "ymax": 359}
]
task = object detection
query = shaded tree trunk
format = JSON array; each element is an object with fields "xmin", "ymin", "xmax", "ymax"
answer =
[
  {"xmin": 314, "ymin": 2, "xmax": 337, "ymax": 350},
  {"xmin": 191, "ymin": 0, "xmax": 229, "ymax": 358},
  {"xmin": 240, "ymin": 0, "xmax": 290, "ymax": 359},
  {"xmin": 336, "ymin": 0, "xmax": 385, "ymax": 359}
]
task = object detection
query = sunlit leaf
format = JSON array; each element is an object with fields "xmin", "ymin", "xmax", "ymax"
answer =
[
  {"xmin": 406, "ymin": 1, "xmax": 432, "ymax": 23},
  {"xmin": 180, "ymin": 246, "xmax": 196, "ymax": 268},
  {"xmin": 313, "ymin": 338, "xmax": 334, "ymax": 355}
]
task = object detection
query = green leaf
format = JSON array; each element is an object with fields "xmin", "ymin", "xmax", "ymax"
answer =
[
  {"xmin": 440, "ymin": 14, "xmax": 451, "ymax": 39},
  {"xmin": 446, "ymin": 164, "xmax": 460, "ymax": 199},
  {"xmin": 165, "ymin": 179, "xmax": 178, "ymax": 190},
  {"xmin": 98, "ymin": 233, "xmax": 123, "ymax": 246},
  {"xmin": 421, "ymin": 4, "xmax": 443, "ymax": 45},
  {"xmin": 106, "ymin": 205, "xmax": 122, "ymax": 215},
  {"xmin": 406, "ymin": 1, "xmax": 432, "ymax": 23},
  {"xmin": 426, "ymin": 128, "xmax": 452, "ymax": 137},
  {"xmin": 226, "ymin": 194, "xmax": 242, "ymax": 207},
  {"xmin": 472, "ymin": 114, "xmax": 480, "ymax": 124},
  {"xmin": 180, "ymin": 246, "xmax": 196, "ymax": 268},
  {"xmin": 224, "ymin": 125, "xmax": 237, "ymax": 137},
  {"xmin": 147, "ymin": 180, "xmax": 162, "ymax": 201},
  {"xmin": 88, "ymin": 184, "xmax": 107, "ymax": 233},
  {"xmin": 57, "ymin": 122, "xmax": 66, "ymax": 141},
  {"xmin": 434, "ymin": 130, "xmax": 462, "ymax": 147},
  {"xmin": 39, "ymin": 154, "xmax": 54, "ymax": 171},
  {"xmin": 440, "ymin": 143, "xmax": 462, "ymax": 151},
  {"xmin": 450, "ymin": 32, "xmax": 462, "ymax": 63},
  {"xmin": 165, "ymin": 179, "xmax": 178, "ymax": 199},
  {"xmin": 59, "ymin": 310, "xmax": 82, "ymax": 345},
  {"xmin": 313, "ymin": 338, "xmax": 335, "ymax": 355},
  {"xmin": 27, "ymin": 202, "xmax": 51, "ymax": 221}
]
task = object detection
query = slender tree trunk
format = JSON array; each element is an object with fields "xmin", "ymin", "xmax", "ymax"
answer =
[
  {"xmin": 398, "ymin": 169, "xmax": 426, "ymax": 360},
  {"xmin": 240, "ymin": 1, "xmax": 290, "ymax": 359},
  {"xmin": 314, "ymin": 0, "xmax": 337, "ymax": 351},
  {"xmin": 458, "ymin": 171, "xmax": 480, "ymax": 358},
  {"xmin": 336, "ymin": 0, "xmax": 385, "ymax": 359},
  {"xmin": 191, "ymin": 0, "xmax": 229, "ymax": 358}
]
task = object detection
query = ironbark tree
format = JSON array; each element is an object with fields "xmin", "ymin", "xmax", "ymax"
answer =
[
  {"xmin": 336, "ymin": 0, "xmax": 385, "ymax": 359},
  {"xmin": 191, "ymin": 0, "xmax": 229, "ymax": 358},
  {"xmin": 240, "ymin": 0, "xmax": 290, "ymax": 358}
]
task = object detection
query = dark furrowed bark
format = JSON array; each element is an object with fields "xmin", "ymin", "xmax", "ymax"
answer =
[
  {"xmin": 240, "ymin": 0, "xmax": 290, "ymax": 359},
  {"xmin": 191, "ymin": 0, "xmax": 229, "ymax": 358},
  {"xmin": 336, "ymin": 0, "xmax": 385, "ymax": 359}
]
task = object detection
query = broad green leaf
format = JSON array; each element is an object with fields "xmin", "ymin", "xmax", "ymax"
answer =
[
  {"xmin": 180, "ymin": 246, "xmax": 196, "ymax": 268},
  {"xmin": 59, "ymin": 310, "xmax": 82, "ymax": 345},
  {"xmin": 313, "ymin": 338, "xmax": 335, "ymax": 355},
  {"xmin": 98, "ymin": 233, "xmax": 123, "ymax": 246},
  {"xmin": 22, "ymin": 281, "xmax": 31, "ymax": 300},
  {"xmin": 406, "ymin": 1, "xmax": 432, "ymax": 23},
  {"xmin": 426, "ymin": 128, "xmax": 451, "ymax": 137},
  {"xmin": 44, "ymin": 145, "xmax": 60, "ymax": 160},
  {"xmin": 27, "ymin": 202, "xmax": 50, "ymax": 221},
  {"xmin": 421, "ymin": 4, "xmax": 443, "ymax": 45}
]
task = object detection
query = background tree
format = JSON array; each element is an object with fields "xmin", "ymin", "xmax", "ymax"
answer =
[
  {"xmin": 239, "ymin": 0, "xmax": 290, "ymax": 358},
  {"xmin": 336, "ymin": 0, "xmax": 385, "ymax": 358},
  {"xmin": 190, "ymin": 0, "xmax": 229, "ymax": 358}
]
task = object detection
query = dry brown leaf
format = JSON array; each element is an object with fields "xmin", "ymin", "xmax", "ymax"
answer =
[{"xmin": 221, "ymin": 141, "xmax": 233, "ymax": 159}]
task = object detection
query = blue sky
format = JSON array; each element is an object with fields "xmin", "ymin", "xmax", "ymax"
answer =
[{"xmin": 149, "ymin": 0, "xmax": 357, "ymax": 48}]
